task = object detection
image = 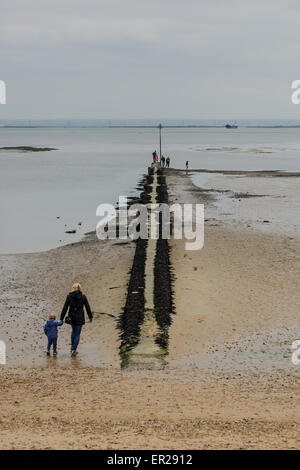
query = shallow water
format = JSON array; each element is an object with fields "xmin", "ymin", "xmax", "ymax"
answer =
[
  {"xmin": 191, "ymin": 171, "xmax": 300, "ymax": 236},
  {"xmin": 0, "ymin": 127, "xmax": 299, "ymax": 254}
]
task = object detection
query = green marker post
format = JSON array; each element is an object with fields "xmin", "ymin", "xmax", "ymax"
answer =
[{"xmin": 158, "ymin": 123, "xmax": 163, "ymax": 163}]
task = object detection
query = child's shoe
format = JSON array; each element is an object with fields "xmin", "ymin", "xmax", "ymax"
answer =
[
  {"xmin": 46, "ymin": 350, "xmax": 50, "ymax": 356},
  {"xmin": 53, "ymin": 351, "xmax": 57, "ymax": 356}
]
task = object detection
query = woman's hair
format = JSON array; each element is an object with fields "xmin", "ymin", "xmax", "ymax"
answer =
[
  {"xmin": 49, "ymin": 314, "xmax": 56, "ymax": 320},
  {"xmin": 71, "ymin": 283, "xmax": 82, "ymax": 292}
]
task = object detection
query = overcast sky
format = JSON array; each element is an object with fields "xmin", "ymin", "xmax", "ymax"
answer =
[{"xmin": 1, "ymin": 0, "xmax": 300, "ymax": 119}]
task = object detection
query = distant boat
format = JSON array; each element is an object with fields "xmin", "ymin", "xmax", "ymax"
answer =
[{"xmin": 225, "ymin": 121, "xmax": 238, "ymax": 129}]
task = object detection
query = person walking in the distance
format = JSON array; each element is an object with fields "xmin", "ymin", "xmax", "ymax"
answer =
[
  {"xmin": 166, "ymin": 156, "xmax": 170, "ymax": 168},
  {"xmin": 60, "ymin": 283, "xmax": 93, "ymax": 356},
  {"xmin": 161, "ymin": 155, "xmax": 165, "ymax": 167}
]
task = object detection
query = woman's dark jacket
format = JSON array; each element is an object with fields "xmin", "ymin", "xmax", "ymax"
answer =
[{"xmin": 60, "ymin": 290, "xmax": 93, "ymax": 326}]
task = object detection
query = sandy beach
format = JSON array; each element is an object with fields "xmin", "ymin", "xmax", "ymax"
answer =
[{"xmin": 0, "ymin": 168, "xmax": 299, "ymax": 449}]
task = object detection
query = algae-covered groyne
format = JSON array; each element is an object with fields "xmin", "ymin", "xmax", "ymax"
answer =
[{"xmin": 119, "ymin": 165, "xmax": 174, "ymax": 368}]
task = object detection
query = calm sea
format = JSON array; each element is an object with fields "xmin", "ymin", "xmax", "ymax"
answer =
[{"xmin": 0, "ymin": 126, "xmax": 299, "ymax": 254}]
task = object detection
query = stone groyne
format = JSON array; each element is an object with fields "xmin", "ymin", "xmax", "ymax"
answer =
[{"xmin": 119, "ymin": 165, "xmax": 174, "ymax": 368}]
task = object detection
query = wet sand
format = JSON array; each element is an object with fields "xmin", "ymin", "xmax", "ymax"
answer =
[
  {"xmin": 0, "ymin": 235, "xmax": 135, "ymax": 368},
  {"xmin": 189, "ymin": 169, "xmax": 300, "ymax": 236},
  {"xmin": 0, "ymin": 170, "xmax": 299, "ymax": 449}
]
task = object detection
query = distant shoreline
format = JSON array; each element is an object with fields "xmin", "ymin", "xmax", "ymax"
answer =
[
  {"xmin": 0, "ymin": 146, "xmax": 57, "ymax": 152},
  {"xmin": 2, "ymin": 125, "xmax": 300, "ymax": 129}
]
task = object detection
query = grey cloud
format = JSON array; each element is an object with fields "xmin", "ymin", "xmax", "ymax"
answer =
[{"xmin": 0, "ymin": 0, "xmax": 300, "ymax": 118}]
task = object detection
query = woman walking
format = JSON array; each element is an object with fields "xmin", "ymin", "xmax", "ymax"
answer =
[{"xmin": 60, "ymin": 283, "xmax": 93, "ymax": 356}]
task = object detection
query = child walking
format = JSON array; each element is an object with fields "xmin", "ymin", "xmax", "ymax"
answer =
[{"xmin": 44, "ymin": 314, "xmax": 63, "ymax": 356}]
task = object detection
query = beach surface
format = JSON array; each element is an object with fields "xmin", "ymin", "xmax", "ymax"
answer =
[{"xmin": 0, "ymin": 169, "xmax": 299, "ymax": 449}]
